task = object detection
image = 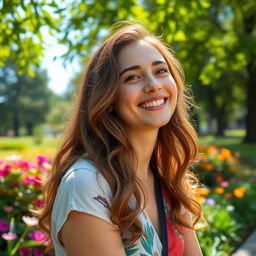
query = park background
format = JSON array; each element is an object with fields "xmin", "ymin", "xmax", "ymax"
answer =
[{"xmin": 0, "ymin": 0, "xmax": 255, "ymax": 255}]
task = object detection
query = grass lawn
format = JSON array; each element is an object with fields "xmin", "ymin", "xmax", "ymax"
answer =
[
  {"xmin": 0, "ymin": 136, "xmax": 61, "ymax": 161},
  {"xmin": 0, "ymin": 129, "xmax": 255, "ymax": 169}
]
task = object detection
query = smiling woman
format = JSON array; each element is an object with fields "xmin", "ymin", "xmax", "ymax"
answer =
[{"xmin": 38, "ymin": 22, "xmax": 206, "ymax": 256}]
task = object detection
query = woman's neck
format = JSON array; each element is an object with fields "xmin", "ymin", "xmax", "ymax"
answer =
[{"xmin": 128, "ymin": 128, "xmax": 158, "ymax": 181}]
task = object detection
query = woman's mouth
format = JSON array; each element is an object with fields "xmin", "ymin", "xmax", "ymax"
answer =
[{"xmin": 138, "ymin": 97, "xmax": 168, "ymax": 110}]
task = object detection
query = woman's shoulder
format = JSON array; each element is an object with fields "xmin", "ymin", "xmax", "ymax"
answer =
[{"xmin": 60, "ymin": 157, "xmax": 112, "ymax": 199}]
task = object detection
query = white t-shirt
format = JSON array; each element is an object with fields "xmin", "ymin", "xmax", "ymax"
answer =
[{"xmin": 51, "ymin": 158, "xmax": 162, "ymax": 256}]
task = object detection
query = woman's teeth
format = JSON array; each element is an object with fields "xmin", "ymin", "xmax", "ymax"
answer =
[{"xmin": 141, "ymin": 99, "xmax": 164, "ymax": 108}]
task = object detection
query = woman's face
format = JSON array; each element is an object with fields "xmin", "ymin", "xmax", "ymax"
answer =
[{"xmin": 114, "ymin": 40, "xmax": 177, "ymax": 132}]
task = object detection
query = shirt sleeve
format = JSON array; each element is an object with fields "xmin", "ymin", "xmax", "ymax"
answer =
[{"xmin": 52, "ymin": 166, "xmax": 116, "ymax": 241}]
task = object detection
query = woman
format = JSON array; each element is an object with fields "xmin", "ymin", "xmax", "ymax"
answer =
[{"xmin": 39, "ymin": 23, "xmax": 205, "ymax": 256}]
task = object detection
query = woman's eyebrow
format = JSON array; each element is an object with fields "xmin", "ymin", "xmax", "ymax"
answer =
[
  {"xmin": 119, "ymin": 65, "xmax": 140, "ymax": 77},
  {"xmin": 119, "ymin": 60, "xmax": 167, "ymax": 78},
  {"xmin": 152, "ymin": 60, "xmax": 167, "ymax": 66}
]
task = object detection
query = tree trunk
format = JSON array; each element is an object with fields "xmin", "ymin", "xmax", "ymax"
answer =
[
  {"xmin": 216, "ymin": 104, "xmax": 226, "ymax": 136},
  {"xmin": 244, "ymin": 63, "xmax": 256, "ymax": 143},
  {"xmin": 26, "ymin": 123, "xmax": 33, "ymax": 136},
  {"xmin": 207, "ymin": 86, "xmax": 218, "ymax": 133},
  {"xmin": 13, "ymin": 109, "xmax": 19, "ymax": 137},
  {"xmin": 243, "ymin": 12, "xmax": 256, "ymax": 143}
]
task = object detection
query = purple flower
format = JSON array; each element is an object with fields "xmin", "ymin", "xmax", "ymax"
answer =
[
  {"xmin": 34, "ymin": 248, "xmax": 44, "ymax": 256},
  {"xmin": 28, "ymin": 230, "xmax": 46, "ymax": 242},
  {"xmin": 0, "ymin": 219, "xmax": 9, "ymax": 232},
  {"xmin": 37, "ymin": 155, "xmax": 48, "ymax": 164},
  {"xmin": 206, "ymin": 198, "xmax": 215, "ymax": 205},
  {"xmin": 1, "ymin": 232, "xmax": 17, "ymax": 240},
  {"xmin": 19, "ymin": 247, "xmax": 30, "ymax": 256}
]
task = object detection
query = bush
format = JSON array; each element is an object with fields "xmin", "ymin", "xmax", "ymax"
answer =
[
  {"xmin": 0, "ymin": 155, "xmax": 53, "ymax": 256},
  {"xmin": 0, "ymin": 142, "xmax": 27, "ymax": 151}
]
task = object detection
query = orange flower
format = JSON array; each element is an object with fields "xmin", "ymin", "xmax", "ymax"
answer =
[
  {"xmin": 215, "ymin": 187, "xmax": 224, "ymax": 194},
  {"xmin": 229, "ymin": 166, "xmax": 236, "ymax": 172},
  {"xmin": 199, "ymin": 154, "xmax": 207, "ymax": 161},
  {"xmin": 207, "ymin": 146, "xmax": 218, "ymax": 155},
  {"xmin": 200, "ymin": 163, "xmax": 214, "ymax": 171},
  {"xmin": 216, "ymin": 175, "xmax": 223, "ymax": 182},
  {"xmin": 198, "ymin": 187, "xmax": 210, "ymax": 196},
  {"xmin": 195, "ymin": 196, "xmax": 206, "ymax": 204},
  {"xmin": 220, "ymin": 148, "xmax": 232, "ymax": 159},
  {"xmin": 233, "ymin": 187, "xmax": 246, "ymax": 198},
  {"xmin": 224, "ymin": 193, "xmax": 232, "ymax": 198}
]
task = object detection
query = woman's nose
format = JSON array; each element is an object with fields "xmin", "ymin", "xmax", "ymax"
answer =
[{"xmin": 143, "ymin": 75, "xmax": 162, "ymax": 93}]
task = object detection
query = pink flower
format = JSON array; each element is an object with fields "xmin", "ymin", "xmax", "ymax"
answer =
[
  {"xmin": 0, "ymin": 219, "xmax": 10, "ymax": 231},
  {"xmin": 221, "ymin": 181, "xmax": 229, "ymax": 187},
  {"xmin": 23, "ymin": 176, "xmax": 35, "ymax": 185},
  {"xmin": 34, "ymin": 248, "xmax": 44, "ymax": 256},
  {"xmin": 19, "ymin": 247, "xmax": 30, "ymax": 256},
  {"xmin": 35, "ymin": 199, "xmax": 45, "ymax": 207},
  {"xmin": 28, "ymin": 230, "xmax": 46, "ymax": 242},
  {"xmin": 4, "ymin": 205, "xmax": 14, "ymax": 213},
  {"xmin": 18, "ymin": 161, "xmax": 30, "ymax": 171},
  {"xmin": 37, "ymin": 155, "xmax": 48, "ymax": 164},
  {"xmin": 1, "ymin": 232, "xmax": 17, "ymax": 240},
  {"xmin": 22, "ymin": 216, "xmax": 39, "ymax": 227},
  {"xmin": 34, "ymin": 176, "xmax": 42, "ymax": 187},
  {"xmin": 0, "ymin": 165, "xmax": 11, "ymax": 177}
]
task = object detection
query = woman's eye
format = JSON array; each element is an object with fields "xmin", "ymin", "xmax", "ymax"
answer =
[
  {"xmin": 156, "ymin": 68, "xmax": 168, "ymax": 74},
  {"xmin": 125, "ymin": 75, "xmax": 140, "ymax": 82}
]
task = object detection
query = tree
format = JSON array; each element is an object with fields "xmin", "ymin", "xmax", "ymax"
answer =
[{"xmin": 0, "ymin": 62, "xmax": 51, "ymax": 136}]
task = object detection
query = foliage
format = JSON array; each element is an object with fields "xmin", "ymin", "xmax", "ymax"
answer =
[{"xmin": 0, "ymin": 62, "xmax": 52, "ymax": 136}]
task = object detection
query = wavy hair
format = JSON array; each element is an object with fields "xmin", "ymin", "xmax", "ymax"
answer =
[{"xmin": 39, "ymin": 22, "xmax": 205, "ymax": 248}]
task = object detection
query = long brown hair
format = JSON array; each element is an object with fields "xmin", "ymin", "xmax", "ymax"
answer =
[{"xmin": 39, "ymin": 22, "xmax": 205, "ymax": 248}]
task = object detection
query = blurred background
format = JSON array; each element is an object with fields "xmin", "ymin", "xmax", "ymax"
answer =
[{"xmin": 0, "ymin": 0, "xmax": 255, "ymax": 256}]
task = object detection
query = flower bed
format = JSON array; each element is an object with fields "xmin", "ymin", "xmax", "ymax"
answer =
[
  {"xmin": 0, "ymin": 147, "xmax": 255, "ymax": 255},
  {"xmin": 194, "ymin": 145, "xmax": 256, "ymax": 256},
  {"xmin": 0, "ymin": 155, "xmax": 53, "ymax": 256}
]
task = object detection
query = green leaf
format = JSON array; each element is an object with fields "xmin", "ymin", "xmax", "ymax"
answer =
[
  {"xmin": 174, "ymin": 31, "xmax": 186, "ymax": 41},
  {"xmin": 20, "ymin": 240, "xmax": 43, "ymax": 247}
]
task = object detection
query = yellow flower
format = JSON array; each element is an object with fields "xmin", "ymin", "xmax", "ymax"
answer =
[
  {"xmin": 220, "ymin": 148, "xmax": 232, "ymax": 159},
  {"xmin": 224, "ymin": 193, "xmax": 232, "ymax": 198},
  {"xmin": 215, "ymin": 187, "xmax": 224, "ymax": 194},
  {"xmin": 233, "ymin": 187, "xmax": 246, "ymax": 198},
  {"xmin": 195, "ymin": 196, "xmax": 206, "ymax": 204},
  {"xmin": 197, "ymin": 187, "xmax": 210, "ymax": 196}
]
